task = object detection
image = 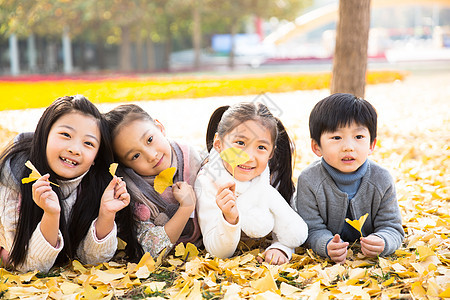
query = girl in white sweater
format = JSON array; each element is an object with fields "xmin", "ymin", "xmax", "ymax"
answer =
[
  {"xmin": 0, "ymin": 96, "xmax": 130, "ymax": 272},
  {"xmin": 195, "ymin": 103, "xmax": 308, "ymax": 265}
]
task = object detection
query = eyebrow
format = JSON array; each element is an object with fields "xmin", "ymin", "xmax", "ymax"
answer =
[
  {"xmin": 57, "ymin": 125, "xmax": 100, "ymax": 143},
  {"xmin": 123, "ymin": 129, "xmax": 150, "ymax": 159}
]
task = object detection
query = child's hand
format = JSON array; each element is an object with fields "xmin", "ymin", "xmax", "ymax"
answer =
[
  {"xmin": 257, "ymin": 248, "xmax": 289, "ymax": 265},
  {"xmin": 216, "ymin": 182, "xmax": 238, "ymax": 225},
  {"xmin": 172, "ymin": 181, "xmax": 196, "ymax": 210},
  {"xmin": 361, "ymin": 234, "xmax": 385, "ymax": 257},
  {"xmin": 32, "ymin": 174, "xmax": 60, "ymax": 215},
  {"xmin": 327, "ymin": 234, "xmax": 349, "ymax": 264},
  {"xmin": 100, "ymin": 176, "xmax": 130, "ymax": 218}
]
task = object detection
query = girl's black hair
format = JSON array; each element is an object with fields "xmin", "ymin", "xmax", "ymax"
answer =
[
  {"xmin": 309, "ymin": 93, "xmax": 378, "ymax": 146},
  {"xmin": 205, "ymin": 102, "xmax": 295, "ymax": 202},
  {"xmin": 0, "ymin": 95, "xmax": 114, "ymax": 269},
  {"xmin": 103, "ymin": 104, "xmax": 155, "ymax": 261}
]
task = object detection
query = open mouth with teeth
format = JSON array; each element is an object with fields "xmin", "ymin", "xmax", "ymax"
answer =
[
  {"xmin": 342, "ymin": 157, "xmax": 355, "ymax": 162},
  {"xmin": 237, "ymin": 165, "xmax": 255, "ymax": 170},
  {"xmin": 61, "ymin": 157, "xmax": 78, "ymax": 166}
]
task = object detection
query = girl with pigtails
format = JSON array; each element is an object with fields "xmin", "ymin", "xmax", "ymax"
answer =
[{"xmin": 195, "ymin": 102, "xmax": 308, "ymax": 265}]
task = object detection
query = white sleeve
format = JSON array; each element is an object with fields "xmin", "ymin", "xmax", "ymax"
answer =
[
  {"xmin": 77, "ymin": 219, "xmax": 117, "ymax": 265},
  {"xmin": 17, "ymin": 223, "xmax": 64, "ymax": 273},
  {"xmin": 269, "ymin": 188, "xmax": 308, "ymax": 250},
  {"xmin": 194, "ymin": 172, "xmax": 241, "ymax": 259},
  {"xmin": 0, "ymin": 184, "xmax": 64, "ymax": 273}
]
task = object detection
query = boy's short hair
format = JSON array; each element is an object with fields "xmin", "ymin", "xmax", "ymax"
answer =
[{"xmin": 309, "ymin": 93, "xmax": 377, "ymax": 146}]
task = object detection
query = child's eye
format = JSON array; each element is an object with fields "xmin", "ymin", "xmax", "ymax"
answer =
[
  {"xmin": 235, "ymin": 141, "xmax": 245, "ymax": 146},
  {"xmin": 132, "ymin": 153, "xmax": 140, "ymax": 160},
  {"xmin": 331, "ymin": 136, "xmax": 341, "ymax": 140},
  {"xmin": 258, "ymin": 145, "xmax": 267, "ymax": 150},
  {"xmin": 147, "ymin": 136, "xmax": 153, "ymax": 144},
  {"xmin": 84, "ymin": 141, "xmax": 95, "ymax": 147},
  {"xmin": 355, "ymin": 135, "xmax": 364, "ymax": 139},
  {"xmin": 60, "ymin": 132, "xmax": 71, "ymax": 138}
]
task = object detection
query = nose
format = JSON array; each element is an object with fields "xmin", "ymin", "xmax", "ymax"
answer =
[
  {"xmin": 342, "ymin": 139, "xmax": 354, "ymax": 152},
  {"xmin": 146, "ymin": 149, "xmax": 158, "ymax": 162},
  {"xmin": 67, "ymin": 143, "xmax": 81, "ymax": 155}
]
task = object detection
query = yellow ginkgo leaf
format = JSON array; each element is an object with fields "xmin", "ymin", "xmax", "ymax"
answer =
[
  {"xmin": 345, "ymin": 213, "xmax": 368, "ymax": 237},
  {"xmin": 219, "ymin": 147, "xmax": 250, "ymax": 178},
  {"xmin": 22, "ymin": 160, "xmax": 59, "ymax": 187},
  {"xmin": 109, "ymin": 163, "xmax": 118, "ymax": 177},
  {"xmin": 175, "ymin": 242, "xmax": 199, "ymax": 261},
  {"xmin": 154, "ymin": 167, "xmax": 176, "ymax": 194}
]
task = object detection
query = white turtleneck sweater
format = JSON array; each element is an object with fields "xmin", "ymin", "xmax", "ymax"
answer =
[
  {"xmin": 195, "ymin": 148, "xmax": 308, "ymax": 260},
  {"xmin": 0, "ymin": 169, "xmax": 117, "ymax": 273}
]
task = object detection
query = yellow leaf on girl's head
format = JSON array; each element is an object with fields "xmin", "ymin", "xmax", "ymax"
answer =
[
  {"xmin": 109, "ymin": 163, "xmax": 118, "ymax": 177},
  {"xmin": 345, "ymin": 213, "xmax": 368, "ymax": 237},
  {"xmin": 154, "ymin": 167, "xmax": 176, "ymax": 194},
  {"xmin": 219, "ymin": 147, "xmax": 250, "ymax": 178},
  {"xmin": 22, "ymin": 160, "xmax": 59, "ymax": 187}
]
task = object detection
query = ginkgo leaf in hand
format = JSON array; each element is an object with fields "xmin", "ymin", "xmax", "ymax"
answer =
[
  {"xmin": 22, "ymin": 160, "xmax": 59, "ymax": 187},
  {"xmin": 345, "ymin": 213, "xmax": 368, "ymax": 237},
  {"xmin": 219, "ymin": 147, "xmax": 250, "ymax": 178},
  {"xmin": 154, "ymin": 167, "xmax": 176, "ymax": 194},
  {"xmin": 109, "ymin": 163, "xmax": 118, "ymax": 177}
]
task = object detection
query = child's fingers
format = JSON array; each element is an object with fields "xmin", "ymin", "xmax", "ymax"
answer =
[
  {"xmin": 216, "ymin": 182, "xmax": 235, "ymax": 196},
  {"xmin": 33, "ymin": 185, "xmax": 52, "ymax": 201},
  {"xmin": 216, "ymin": 188, "xmax": 235, "ymax": 203}
]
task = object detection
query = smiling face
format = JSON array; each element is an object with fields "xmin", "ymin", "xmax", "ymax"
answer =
[
  {"xmin": 46, "ymin": 112, "xmax": 101, "ymax": 179},
  {"xmin": 214, "ymin": 120, "xmax": 274, "ymax": 181},
  {"xmin": 112, "ymin": 119, "xmax": 172, "ymax": 176},
  {"xmin": 312, "ymin": 122, "xmax": 376, "ymax": 173}
]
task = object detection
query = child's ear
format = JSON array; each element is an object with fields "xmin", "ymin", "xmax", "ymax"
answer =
[
  {"xmin": 369, "ymin": 138, "xmax": 377, "ymax": 154},
  {"xmin": 311, "ymin": 139, "xmax": 323, "ymax": 157},
  {"xmin": 154, "ymin": 119, "xmax": 166, "ymax": 136},
  {"xmin": 213, "ymin": 133, "xmax": 222, "ymax": 152}
]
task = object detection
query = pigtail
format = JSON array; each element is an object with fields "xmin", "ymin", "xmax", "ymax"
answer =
[
  {"xmin": 269, "ymin": 118, "xmax": 295, "ymax": 203},
  {"xmin": 206, "ymin": 106, "xmax": 229, "ymax": 152}
]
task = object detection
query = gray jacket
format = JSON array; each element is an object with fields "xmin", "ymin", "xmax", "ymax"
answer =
[{"xmin": 295, "ymin": 159, "xmax": 404, "ymax": 258}]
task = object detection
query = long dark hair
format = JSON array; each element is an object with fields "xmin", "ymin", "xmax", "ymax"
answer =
[
  {"xmin": 0, "ymin": 95, "xmax": 114, "ymax": 268},
  {"xmin": 206, "ymin": 102, "xmax": 295, "ymax": 202},
  {"xmin": 103, "ymin": 104, "xmax": 152, "ymax": 261}
]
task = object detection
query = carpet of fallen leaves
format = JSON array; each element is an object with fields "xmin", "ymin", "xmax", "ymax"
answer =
[{"xmin": 0, "ymin": 72, "xmax": 448, "ymax": 299}]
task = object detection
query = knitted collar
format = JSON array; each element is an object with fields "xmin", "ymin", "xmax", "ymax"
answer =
[
  {"xmin": 321, "ymin": 158, "xmax": 368, "ymax": 184},
  {"xmin": 56, "ymin": 171, "xmax": 87, "ymax": 199}
]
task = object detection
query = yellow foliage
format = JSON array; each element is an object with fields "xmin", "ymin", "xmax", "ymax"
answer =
[
  {"xmin": 0, "ymin": 71, "xmax": 408, "ymax": 111},
  {"xmin": 154, "ymin": 167, "xmax": 176, "ymax": 194}
]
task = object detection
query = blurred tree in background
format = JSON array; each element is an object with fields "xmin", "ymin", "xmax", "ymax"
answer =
[{"xmin": 0, "ymin": 0, "xmax": 311, "ymax": 74}]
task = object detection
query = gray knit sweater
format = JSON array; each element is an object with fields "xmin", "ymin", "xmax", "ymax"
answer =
[{"xmin": 295, "ymin": 159, "xmax": 404, "ymax": 258}]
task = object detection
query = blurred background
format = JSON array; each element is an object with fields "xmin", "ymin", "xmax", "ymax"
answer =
[{"xmin": 1, "ymin": 0, "xmax": 450, "ymax": 76}]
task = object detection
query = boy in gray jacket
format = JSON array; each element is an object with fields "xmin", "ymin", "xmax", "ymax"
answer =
[{"xmin": 295, "ymin": 93, "xmax": 404, "ymax": 264}]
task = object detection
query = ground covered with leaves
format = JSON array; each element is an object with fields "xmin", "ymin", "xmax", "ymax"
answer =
[{"xmin": 0, "ymin": 71, "xmax": 448, "ymax": 299}]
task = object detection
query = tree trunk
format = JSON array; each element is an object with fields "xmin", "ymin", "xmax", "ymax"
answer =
[
  {"xmin": 146, "ymin": 38, "xmax": 155, "ymax": 72},
  {"xmin": 27, "ymin": 34, "xmax": 37, "ymax": 73},
  {"xmin": 9, "ymin": 34, "xmax": 20, "ymax": 76},
  {"xmin": 136, "ymin": 34, "xmax": 144, "ymax": 71},
  {"xmin": 192, "ymin": 0, "xmax": 202, "ymax": 70},
  {"xmin": 119, "ymin": 25, "xmax": 132, "ymax": 72},
  {"xmin": 163, "ymin": 20, "xmax": 172, "ymax": 71},
  {"xmin": 96, "ymin": 39, "xmax": 106, "ymax": 70},
  {"xmin": 62, "ymin": 27, "xmax": 73, "ymax": 74},
  {"xmin": 228, "ymin": 21, "xmax": 238, "ymax": 69},
  {"xmin": 331, "ymin": 0, "xmax": 371, "ymax": 98}
]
